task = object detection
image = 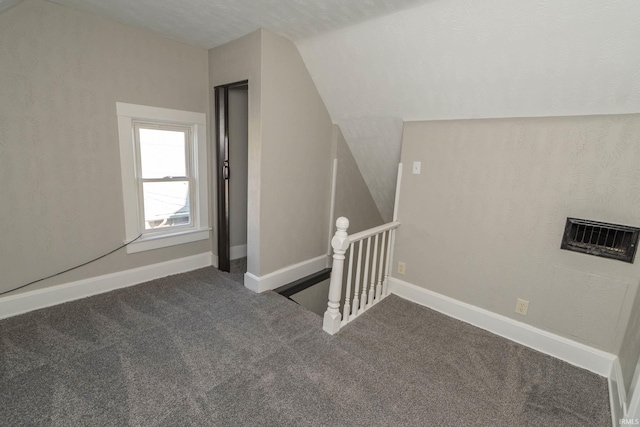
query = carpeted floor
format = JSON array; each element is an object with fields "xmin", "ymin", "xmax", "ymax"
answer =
[{"xmin": 0, "ymin": 266, "xmax": 611, "ymax": 426}]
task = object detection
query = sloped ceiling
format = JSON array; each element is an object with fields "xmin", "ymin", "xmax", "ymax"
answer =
[
  {"xmin": 8, "ymin": 0, "xmax": 640, "ymax": 222},
  {"xmin": 297, "ymin": 0, "xmax": 640, "ymax": 221},
  {"xmin": 0, "ymin": 0, "xmax": 22, "ymax": 13}
]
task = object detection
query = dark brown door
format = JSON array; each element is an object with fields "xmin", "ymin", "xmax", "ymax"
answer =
[{"xmin": 214, "ymin": 80, "xmax": 247, "ymax": 272}]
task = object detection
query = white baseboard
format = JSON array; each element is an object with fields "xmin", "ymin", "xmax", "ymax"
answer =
[
  {"xmin": 0, "ymin": 252, "xmax": 214, "ymax": 320},
  {"xmin": 610, "ymin": 358, "xmax": 627, "ymax": 427},
  {"xmin": 387, "ymin": 277, "xmax": 616, "ymax": 378},
  {"xmin": 629, "ymin": 388, "xmax": 640, "ymax": 425},
  {"xmin": 629, "ymin": 362, "xmax": 640, "ymax": 424},
  {"xmin": 230, "ymin": 244, "xmax": 247, "ymax": 260},
  {"xmin": 244, "ymin": 255, "xmax": 328, "ymax": 293}
]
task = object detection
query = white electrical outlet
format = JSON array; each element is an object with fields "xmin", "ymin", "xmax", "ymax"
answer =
[
  {"xmin": 515, "ymin": 298, "xmax": 529, "ymax": 316},
  {"xmin": 398, "ymin": 261, "xmax": 406, "ymax": 275}
]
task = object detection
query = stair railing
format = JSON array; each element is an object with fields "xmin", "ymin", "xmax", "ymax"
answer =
[{"xmin": 323, "ymin": 216, "xmax": 401, "ymax": 335}]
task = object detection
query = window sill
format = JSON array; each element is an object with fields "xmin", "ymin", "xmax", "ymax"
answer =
[{"xmin": 126, "ymin": 228, "xmax": 211, "ymax": 254}]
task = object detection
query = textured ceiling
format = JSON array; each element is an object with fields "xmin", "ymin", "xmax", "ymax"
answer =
[
  {"xmin": 45, "ymin": 0, "xmax": 429, "ymax": 49},
  {"xmin": 297, "ymin": 0, "xmax": 640, "ymax": 221}
]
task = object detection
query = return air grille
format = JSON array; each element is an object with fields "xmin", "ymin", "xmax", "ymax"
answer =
[{"xmin": 561, "ymin": 218, "xmax": 640, "ymax": 263}]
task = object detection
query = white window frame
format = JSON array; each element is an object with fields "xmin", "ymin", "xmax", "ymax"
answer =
[
  {"xmin": 134, "ymin": 122, "xmax": 194, "ymax": 233},
  {"xmin": 117, "ymin": 102, "xmax": 209, "ymax": 254}
]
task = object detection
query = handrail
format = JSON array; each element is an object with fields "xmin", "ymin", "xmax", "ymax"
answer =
[
  {"xmin": 348, "ymin": 221, "xmax": 400, "ymax": 244},
  {"xmin": 323, "ymin": 216, "xmax": 400, "ymax": 335}
]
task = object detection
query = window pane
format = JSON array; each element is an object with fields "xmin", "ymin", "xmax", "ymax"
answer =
[
  {"xmin": 139, "ymin": 128, "xmax": 187, "ymax": 179},
  {"xmin": 142, "ymin": 181, "xmax": 190, "ymax": 229}
]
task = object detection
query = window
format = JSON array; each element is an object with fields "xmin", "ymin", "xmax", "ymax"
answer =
[
  {"xmin": 135, "ymin": 124, "xmax": 192, "ymax": 230},
  {"xmin": 117, "ymin": 103, "xmax": 209, "ymax": 254}
]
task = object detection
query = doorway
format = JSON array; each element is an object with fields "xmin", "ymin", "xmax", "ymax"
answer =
[{"xmin": 214, "ymin": 80, "xmax": 248, "ymax": 273}]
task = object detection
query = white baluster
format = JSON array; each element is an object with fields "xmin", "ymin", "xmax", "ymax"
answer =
[
  {"xmin": 360, "ymin": 237, "xmax": 371, "ymax": 314},
  {"xmin": 367, "ymin": 233, "xmax": 379, "ymax": 308},
  {"xmin": 351, "ymin": 240, "xmax": 363, "ymax": 321},
  {"xmin": 341, "ymin": 242, "xmax": 355, "ymax": 326},
  {"xmin": 383, "ymin": 228, "xmax": 395, "ymax": 296},
  {"xmin": 375, "ymin": 231, "xmax": 386, "ymax": 302},
  {"xmin": 323, "ymin": 217, "xmax": 350, "ymax": 335}
]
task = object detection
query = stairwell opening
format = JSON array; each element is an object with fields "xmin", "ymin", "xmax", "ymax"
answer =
[{"xmin": 275, "ymin": 269, "xmax": 331, "ymax": 316}]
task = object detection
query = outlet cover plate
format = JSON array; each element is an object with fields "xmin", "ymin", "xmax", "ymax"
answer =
[
  {"xmin": 398, "ymin": 261, "xmax": 406, "ymax": 275},
  {"xmin": 515, "ymin": 298, "xmax": 529, "ymax": 316}
]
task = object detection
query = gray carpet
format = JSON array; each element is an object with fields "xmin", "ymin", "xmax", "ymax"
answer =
[{"xmin": 0, "ymin": 266, "xmax": 611, "ymax": 426}]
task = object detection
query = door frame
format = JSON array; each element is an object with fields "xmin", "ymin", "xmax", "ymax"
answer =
[{"xmin": 214, "ymin": 80, "xmax": 248, "ymax": 272}]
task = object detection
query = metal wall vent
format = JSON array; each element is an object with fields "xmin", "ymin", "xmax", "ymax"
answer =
[{"xmin": 561, "ymin": 218, "xmax": 640, "ymax": 263}]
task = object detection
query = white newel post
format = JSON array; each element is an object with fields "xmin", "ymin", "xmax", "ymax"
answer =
[{"xmin": 323, "ymin": 217, "xmax": 350, "ymax": 335}]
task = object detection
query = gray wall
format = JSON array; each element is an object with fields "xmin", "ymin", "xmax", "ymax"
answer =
[
  {"xmin": 209, "ymin": 29, "xmax": 333, "ymax": 277},
  {"xmin": 333, "ymin": 125, "xmax": 384, "ymax": 234},
  {"xmin": 228, "ymin": 88, "xmax": 248, "ymax": 252},
  {"xmin": 0, "ymin": 0, "xmax": 210, "ymax": 295},
  {"xmin": 259, "ymin": 30, "xmax": 333, "ymax": 275},
  {"xmin": 394, "ymin": 114, "xmax": 640, "ymax": 358},
  {"xmin": 620, "ymin": 288, "xmax": 640, "ymax": 393},
  {"xmin": 208, "ymin": 30, "xmax": 262, "ymax": 273}
]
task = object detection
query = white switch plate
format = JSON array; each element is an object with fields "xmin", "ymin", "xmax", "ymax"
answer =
[{"xmin": 412, "ymin": 161, "xmax": 421, "ymax": 174}]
